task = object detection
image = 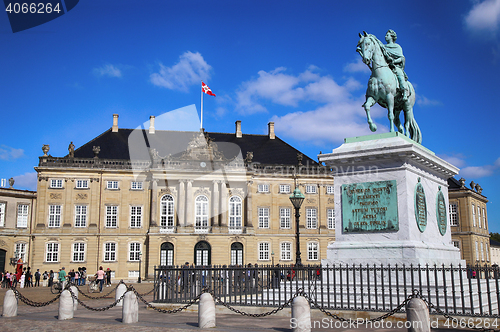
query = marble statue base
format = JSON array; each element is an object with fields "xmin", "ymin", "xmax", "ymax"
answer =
[{"xmin": 319, "ymin": 132, "xmax": 464, "ymax": 267}]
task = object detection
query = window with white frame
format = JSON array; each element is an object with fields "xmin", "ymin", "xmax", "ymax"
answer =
[
  {"xmin": 104, "ymin": 242, "xmax": 116, "ymax": 261},
  {"xmin": 305, "ymin": 185, "xmax": 317, "ymax": 194},
  {"xmin": 128, "ymin": 271, "xmax": 139, "ymax": 278},
  {"xmin": 453, "ymin": 240, "xmax": 460, "ymax": 249},
  {"xmin": 75, "ymin": 179, "xmax": 89, "ymax": 189},
  {"xmin": 160, "ymin": 195, "xmax": 174, "ymax": 229},
  {"xmin": 478, "ymin": 207, "xmax": 482, "ymax": 228},
  {"xmin": 449, "ymin": 203, "xmax": 458, "ymax": 226},
  {"xmin": 130, "ymin": 206, "xmax": 142, "ymax": 228},
  {"xmin": 327, "ymin": 209, "xmax": 335, "ymax": 229},
  {"xmin": 258, "ymin": 242, "xmax": 269, "ymax": 260},
  {"xmin": 105, "ymin": 206, "xmax": 118, "ymax": 228},
  {"xmin": 106, "ymin": 181, "xmax": 119, "ymax": 190},
  {"xmin": 48, "ymin": 205, "xmax": 62, "ymax": 227},
  {"xmin": 472, "ymin": 204, "xmax": 476, "ymax": 227},
  {"xmin": 129, "ymin": 242, "xmax": 141, "ymax": 261},
  {"xmin": 486, "ymin": 242, "xmax": 490, "ymax": 261},
  {"xmin": 75, "ymin": 205, "xmax": 87, "ymax": 227},
  {"xmin": 483, "ymin": 207, "xmax": 487, "ymax": 229},
  {"xmin": 279, "ymin": 184, "xmax": 290, "ymax": 194},
  {"xmin": 481, "ymin": 242, "xmax": 485, "ymax": 261},
  {"xmin": 280, "ymin": 242, "xmax": 291, "ymax": 261},
  {"xmin": 50, "ymin": 179, "xmax": 63, "ymax": 188},
  {"xmin": 280, "ymin": 207, "xmax": 291, "ymax": 229},
  {"xmin": 17, "ymin": 204, "xmax": 29, "ymax": 228},
  {"xmin": 72, "ymin": 242, "xmax": 85, "ymax": 262},
  {"xmin": 15, "ymin": 242, "xmax": 27, "ymax": 262},
  {"xmin": 0, "ymin": 202, "xmax": 5, "ymax": 227},
  {"xmin": 46, "ymin": 242, "xmax": 59, "ymax": 262},
  {"xmin": 257, "ymin": 184, "xmax": 269, "ymax": 193},
  {"xmin": 195, "ymin": 195, "xmax": 209, "ymax": 231},
  {"xmin": 308, "ymin": 242, "xmax": 319, "ymax": 260},
  {"xmin": 306, "ymin": 208, "xmax": 317, "ymax": 229},
  {"xmin": 258, "ymin": 207, "xmax": 270, "ymax": 228},
  {"xmin": 131, "ymin": 181, "xmax": 143, "ymax": 190},
  {"xmin": 229, "ymin": 196, "xmax": 242, "ymax": 231},
  {"xmin": 326, "ymin": 185, "xmax": 334, "ymax": 194},
  {"xmin": 476, "ymin": 241, "xmax": 479, "ymax": 261}
]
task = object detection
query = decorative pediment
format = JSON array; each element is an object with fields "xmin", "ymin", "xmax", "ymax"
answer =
[
  {"xmin": 194, "ymin": 187, "xmax": 210, "ymax": 197},
  {"xmin": 229, "ymin": 188, "xmax": 245, "ymax": 197},
  {"xmin": 180, "ymin": 131, "xmax": 226, "ymax": 161},
  {"xmin": 161, "ymin": 235, "xmax": 175, "ymax": 242}
]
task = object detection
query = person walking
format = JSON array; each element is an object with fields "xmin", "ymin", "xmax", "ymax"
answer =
[
  {"xmin": 34, "ymin": 269, "xmax": 41, "ymax": 287},
  {"xmin": 95, "ymin": 266, "xmax": 105, "ymax": 292},
  {"xmin": 59, "ymin": 267, "xmax": 67, "ymax": 289},
  {"xmin": 105, "ymin": 268, "xmax": 111, "ymax": 287}
]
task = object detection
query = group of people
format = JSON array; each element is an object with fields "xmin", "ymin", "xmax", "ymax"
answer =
[
  {"xmin": 1, "ymin": 267, "xmax": 43, "ymax": 288},
  {"xmin": 94, "ymin": 266, "xmax": 113, "ymax": 292}
]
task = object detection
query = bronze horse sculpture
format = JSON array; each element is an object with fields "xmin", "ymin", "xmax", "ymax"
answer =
[{"xmin": 357, "ymin": 31, "xmax": 422, "ymax": 143}]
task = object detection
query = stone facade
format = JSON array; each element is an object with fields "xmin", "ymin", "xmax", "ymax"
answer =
[
  {"xmin": 27, "ymin": 116, "xmax": 335, "ymax": 280},
  {"xmin": 0, "ymin": 186, "xmax": 37, "ymax": 273},
  {"xmin": 448, "ymin": 178, "xmax": 491, "ymax": 266}
]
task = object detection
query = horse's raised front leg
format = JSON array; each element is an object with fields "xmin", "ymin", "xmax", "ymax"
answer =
[
  {"xmin": 386, "ymin": 94, "xmax": 395, "ymax": 132},
  {"xmin": 363, "ymin": 96, "xmax": 377, "ymax": 132}
]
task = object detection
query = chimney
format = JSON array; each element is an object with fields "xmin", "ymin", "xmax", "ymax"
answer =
[
  {"xmin": 112, "ymin": 114, "xmax": 119, "ymax": 132},
  {"xmin": 268, "ymin": 122, "xmax": 275, "ymax": 139},
  {"xmin": 149, "ymin": 116, "xmax": 155, "ymax": 134},
  {"xmin": 235, "ymin": 120, "xmax": 242, "ymax": 138}
]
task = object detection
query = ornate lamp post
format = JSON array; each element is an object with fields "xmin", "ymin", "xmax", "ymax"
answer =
[
  {"xmin": 289, "ymin": 186, "xmax": 305, "ymax": 267},
  {"xmin": 138, "ymin": 252, "xmax": 142, "ymax": 283}
]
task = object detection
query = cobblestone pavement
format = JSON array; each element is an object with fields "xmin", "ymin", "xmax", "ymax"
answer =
[{"xmin": 0, "ymin": 284, "xmax": 472, "ymax": 331}]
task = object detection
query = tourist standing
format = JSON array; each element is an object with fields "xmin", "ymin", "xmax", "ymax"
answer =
[
  {"xmin": 59, "ymin": 267, "xmax": 67, "ymax": 289},
  {"xmin": 42, "ymin": 271, "xmax": 48, "ymax": 287},
  {"xmin": 48, "ymin": 270, "xmax": 54, "ymax": 287},
  {"xmin": 34, "ymin": 269, "xmax": 41, "ymax": 287},
  {"xmin": 105, "ymin": 268, "xmax": 111, "ymax": 287},
  {"xmin": 95, "ymin": 266, "xmax": 105, "ymax": 292}
]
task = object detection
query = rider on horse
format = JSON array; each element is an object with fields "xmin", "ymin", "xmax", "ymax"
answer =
[{"xmin": 380, "ymin": 29, "xmax": 409, "ymax": 102}]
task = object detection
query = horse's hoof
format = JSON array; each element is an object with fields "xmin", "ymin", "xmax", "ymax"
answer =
[{"xmin": 369, "ymin": 123, "xmax": 377, "ymax": 132}]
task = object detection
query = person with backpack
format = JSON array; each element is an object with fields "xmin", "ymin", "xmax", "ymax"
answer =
[{"xmin": 34, "ymin": 269, "xmax": 41, "ymax": 287}]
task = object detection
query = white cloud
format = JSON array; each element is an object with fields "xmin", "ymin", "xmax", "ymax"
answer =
[
  {"xmin": 465, "ymin": 0, "xmax": 500, "ymax": 33},
  {"xmin": 0, "ymin": 145, "xmax": 24, "ymax": 161},
  {"xmin": 460, "ymin": 157, "xmax": 500, "ymax": 178},
  {"xmin": 93, "ymin": 64, "xmax": 122, "ymax": 78},
  {"xmin": 344, "ymin": 58, "xmax": 371, "ymax": 74},
  {"xmin": 416, "ymin": 95, "xmax": 442, "ymax": 107},
  {"xmin": 438, "ymin": 153, "xmax": 467, "ymax": 168},
  {"xmin": 13, "ymin": 172, "xmax": 37, "ymax": 191},
  {"xmin": 150, "ymin": 51, "xmax": 212, "ymax": 92}
]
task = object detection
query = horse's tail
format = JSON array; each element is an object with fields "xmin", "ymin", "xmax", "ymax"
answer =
[{"xmin": 408, "ymin": 117, "xmax": 422, "ymax": 144}]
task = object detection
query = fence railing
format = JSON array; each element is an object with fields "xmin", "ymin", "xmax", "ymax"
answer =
[{"xmin": 154, "ymin": 264, "xmax": 500, "ymax": 318}]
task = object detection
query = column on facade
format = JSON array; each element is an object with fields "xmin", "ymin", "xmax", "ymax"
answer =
[
  {"xmin": 185, "ymin": 180, "xmax": 193, "ymax": 227},
  {"xmin": 178, "ymin": 180, "xmax": 185, "ymax": 227},
  {"xmin": 212, "ymin": 180, "xmax": 219, "ymax": 227},
  {"xmin": 150, "ymin": 179, "xmax": 158, "ymax": 227},
  {"xmin": 245, "ymin": 181, "xmax": 253, "ymax": 228},
  {"xmin": 220, "ymin": 182, "xmax": 228, "ymax": 227}
]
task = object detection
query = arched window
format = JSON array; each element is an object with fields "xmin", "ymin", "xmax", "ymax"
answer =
[
  {"xmin": 195, "ymin": 195, "xmax": 209, "ymax": 232},
  {"xmin": 229, "ymin": 196, "xmax": 242, "ymax": 232},
  {"xmin": 160, "ymin": 195, "xmax": 175, "ymax": 230},
  {"xmin": 194, "ymin": 241, "xmax": 211, "ymax": 266},
  {"xmin": 160, "ymin": 242, "xmax": 174, "ymax": 266},
  {"xmin": 230, "ymin": 242, "xmax": 243, "ymax": 266}
]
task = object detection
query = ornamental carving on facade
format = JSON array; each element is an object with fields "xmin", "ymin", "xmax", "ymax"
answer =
[
  {"xmin": 159, "ymin": 188, "xmax": 172, "ymax": 195},
  {"xmin": 197, "ymin": 235, "xmax": 208, "ymax": 242},
  {"xmin": 327, "ymin": 198, "xmax": 334, "ymax": 204},
  {"xmin": 76, "ymin": 193, "xmax": 88, "ymax": 200},
  {"xmin": 161, "ymin": 235, "xmax": 174, "ymax": 242},
  {"xmin": 0, "ymin": 239, "xmax": 6, "ymax": 247},
  {"xmin": 49, "ymin": 193, "xmax": 62, "ymax": 200},
  {"xmin": 180, "ymin": 131, "xmax": 226, "ymax": 161},
  {"xmin": 229, "ymin": 188, "xmax": 244, "ymax": 197},
  {"xmin": 306, "ymin": 198, "xmax": 316, "ymax": 204},
  {"xmin": 194, "ymin": 187, "xmax": 210, "ymax": 197},
  {"xmin": 230, "ymin": 235, "xmax": 243, "ymax": 243}
]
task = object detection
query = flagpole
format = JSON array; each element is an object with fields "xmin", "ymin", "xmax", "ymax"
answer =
[{"xmin": 200, "ymin": 81, "xmax": 203, "ymax": 131}]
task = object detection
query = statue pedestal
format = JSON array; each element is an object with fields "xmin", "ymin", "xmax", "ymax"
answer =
[{"xmin": 319, "ymin": 132, "xmax": 464, "ymax": 266}]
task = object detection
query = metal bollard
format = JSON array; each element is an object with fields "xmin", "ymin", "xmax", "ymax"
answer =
[
  {"xmin": 115, "ymin": 283, "xmax": 127, "ymax": 307},
  {"xmin": 2, "ymin": 289, "xmax": 17, "ymax": 317},
  {"xmin": 198, "ymin": 292, "xmax": 216, "ymax": 328},
  {"xmin": 406, "ymin": 297, "xmax": 430, "ymax": 332},
  {"xmin": 122, "ymin": 290, "xmax": 139, "ymax": 324},
  {"xmin": 58, "ymin": 290, "xmax": 74, "ymax": 320},
  {"xmin": 291, "ymin": 296, "xmax": 311, "ymax": 332}
]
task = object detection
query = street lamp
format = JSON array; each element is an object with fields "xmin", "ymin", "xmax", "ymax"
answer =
[
  {"xmin": 271, "ymin": 251, "xmax": 275, "ymax": 266},
  {"xmin": 289, "ymin": 186, "xmax": 305, "ymax": 267},
  {"xmin": 138, "ymin": 252, "xmax": 142, "ymax": 283}
]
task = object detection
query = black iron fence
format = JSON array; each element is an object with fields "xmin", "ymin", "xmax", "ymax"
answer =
[{"xmin": 154, "ymin": 264, "xmax": 500, "ymax": 318}]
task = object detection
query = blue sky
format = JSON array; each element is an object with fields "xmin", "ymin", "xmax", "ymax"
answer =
[{"xmin": 1, "ymin": 1, "xmax": 499, "ymax": 231}]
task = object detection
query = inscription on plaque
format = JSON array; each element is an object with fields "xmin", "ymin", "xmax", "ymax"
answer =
[
  {"xmin": 436, "ymin": 186, "xmax": 447, "ymax": 236},
  {"xmin": 414, "ymin": 178, "xmax": 427, "ymax": 232},
  {"xmin": 341, "ymin": 180, "xmax": 398, "ymax": 233}
]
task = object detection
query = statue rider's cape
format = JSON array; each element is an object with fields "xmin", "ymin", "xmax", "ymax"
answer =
[{"xmin": 373, "ymin": 37, "xmax": 408, "ymax": 81}]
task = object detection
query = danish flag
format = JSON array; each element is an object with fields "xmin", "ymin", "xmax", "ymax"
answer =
[{"xmin": 202, "ymin": 81, "xmax": 216, "ymax": 97}]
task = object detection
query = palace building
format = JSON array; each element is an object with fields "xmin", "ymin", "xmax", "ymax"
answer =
[{"xmin": 28, "ymin": 115, "xmax": 335, "ymax": 279}]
